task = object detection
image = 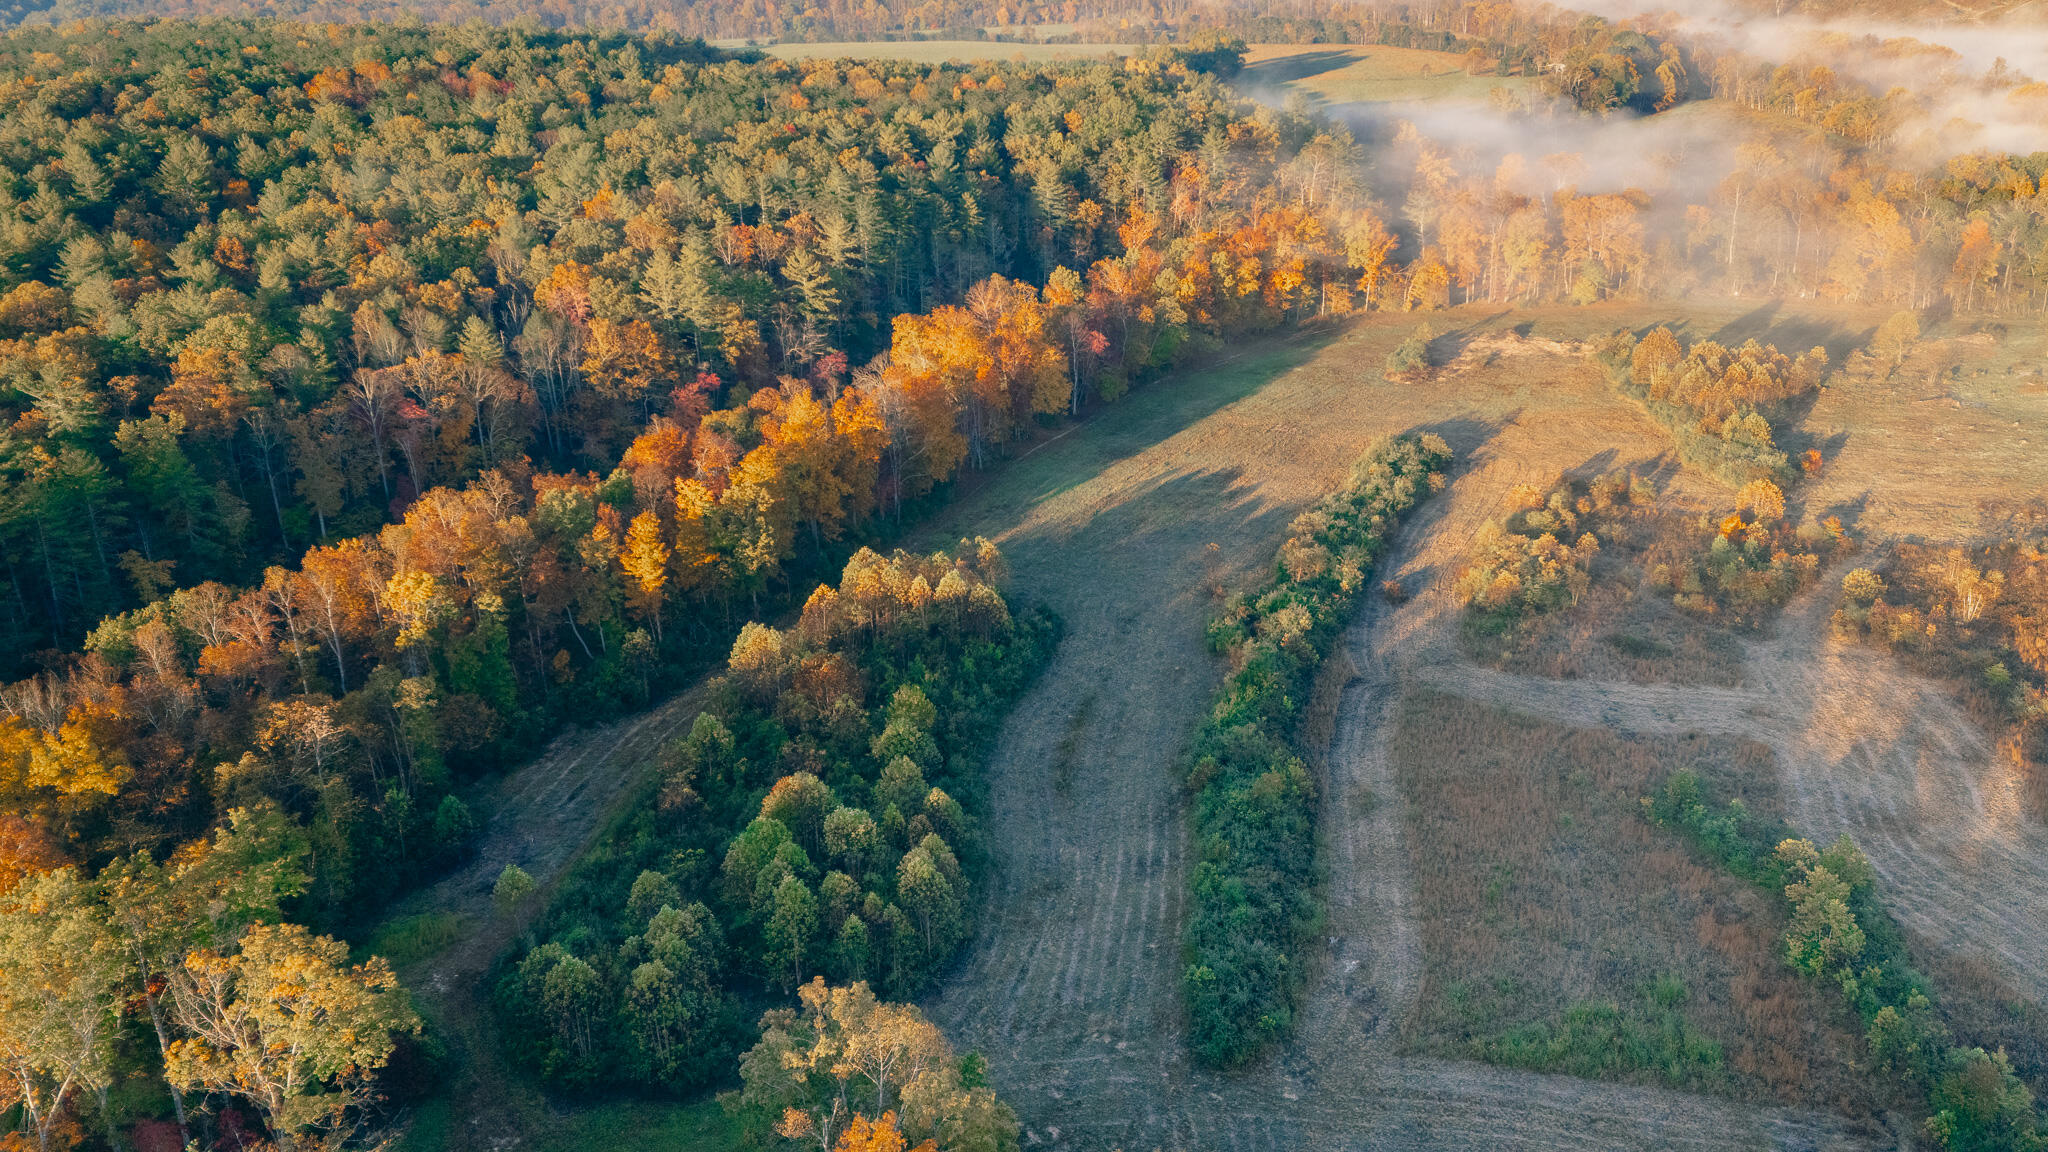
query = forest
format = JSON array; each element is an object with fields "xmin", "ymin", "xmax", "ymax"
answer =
[{"xmin": 0, "ymin": 0, "xmax": 2046, "ymax": 1147}]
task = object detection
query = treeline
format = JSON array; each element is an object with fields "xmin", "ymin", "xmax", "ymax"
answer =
[
  {"xmin": 1389, "ymin": 118, "xmax": 2048, "ymax": 315},
  {"xmin": 1650, "ymin": 773, "xmax": 2046, "ymax": 1151},
  {"xmin": 496, "ymin": 540, "xmax": 1055, "ymax": 1094},
  {"xmin": 1185, "ymin": 433, "xmax": 1450, "ymax": 1066}
]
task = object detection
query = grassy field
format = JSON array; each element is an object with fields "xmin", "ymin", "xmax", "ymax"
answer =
[
  {"xmin": 716, "ymin": 39, "xmax": 1534, "ymax": 111},
  {"xmin": 1238, "ymin": 43, "xmax": 1534, "ymax": 106},
  {"xmin": 1390, "ymin": 691, "xmax": 1877, "ymax": 1113},
  {"xmin": 720, "ymin": 39, "xmax": 1139, "ymax": 62}
]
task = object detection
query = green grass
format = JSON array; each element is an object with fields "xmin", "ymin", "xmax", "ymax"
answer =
[
  {"xmin": 531, "ymin": 1099, "xmax": 741, "ymax": 1152},
  {"xmin": 397, "ymin": 1090, "xmax": 738, "ymax": 1152},
  {"xmin": 357, "ymin": 910, "xmax": 469, "ymax": 969},
  {"xmin": 1237, "ymin": 44, "xmax": 1533, "ymax": 105}
]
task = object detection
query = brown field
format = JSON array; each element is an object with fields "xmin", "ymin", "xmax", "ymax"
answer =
[
  {"xmin": 1390, "ymin": 692, "xmax": 1876, "ymax": 1113},
  {"xmin": 1237, "ymin": 43, "xmax": 1536, "ymax": 106}
]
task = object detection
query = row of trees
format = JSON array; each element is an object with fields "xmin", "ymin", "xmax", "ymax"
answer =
[
  {"xmin": 496, "ymin": 540, "xmax": 1055, "ymax": 1095},
  {"xmin": 1185, "ymin": 433, "xmax": 1450, "ymax": 1065},
  {"xmin": 1650, "ymin": 773, "xmax": 2046, "ymax": 1151}
]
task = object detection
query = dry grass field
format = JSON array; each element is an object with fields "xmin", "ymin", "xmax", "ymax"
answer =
[
  {"xmin": 1390, "ymin": 692, "xmax": 1875, "ymax": 1113},
  {"xmin": 909, "ymin": 303, "xmax": 1961, "ymax": 1149},
  {"xmin": 726, "ymin": 39, "xmax": 1140, "ymax": 62},
  {"xmin": 396, "ymin": 298, "xmax": 2045, "ymax": 1150},
  {"xmin": 1237, "ymin": 43, "xmax": 1535, "ymax": 106}
]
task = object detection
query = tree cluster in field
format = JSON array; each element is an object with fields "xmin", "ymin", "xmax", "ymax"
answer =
[
  {"xmin": 1649, "ymin": 772, "xmax": 2046, "ymax": 1152},
  {"xmin": 1833, "ymin": 537, "xmax": 2048, "ymax": 768},
  {"xmin": 1184, "ymin": 433, "xmax": 1450, "ymax": 1067},
  {"xmin": 1457, "ymin": 469, "xmax": 1653, "ymax": 634},
  {"xmin": 729, "ymin": 977, "xmax": 1018, "ymax": 1152},
  {"xmin": 0, "ymin": 807, "xmax": 419, "ymax": 1152},
  {"xmin": 1643, "ymin": 479, "xmax": 1847, "ymax": 626},
  {"xmin": 1598, "ymin": 327, "xmax": 1825, "ymax": 488},
  {"xmin": 496, "ymin": 540, "xmax": 1055, "ymax": 1095}
]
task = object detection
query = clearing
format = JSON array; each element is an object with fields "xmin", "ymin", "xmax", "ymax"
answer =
[
  {"xmin": 389, "ymin": 299, "xmax": 2046, "ymax": 1149},
  {"xmin": 912, "ymin": 303, "xmax": 1948, "ymax": 1150},
  {"xmin": 1238, "ymin": 44, "xmax": 1534, "ymax": 106}
]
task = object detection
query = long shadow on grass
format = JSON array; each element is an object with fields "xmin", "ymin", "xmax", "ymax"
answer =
[{"xmin": 921, "ymin": 324, "xmax": 1347, "ymax": 545}]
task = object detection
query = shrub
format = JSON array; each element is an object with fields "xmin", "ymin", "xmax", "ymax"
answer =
[
  {"xmin": 1648, "ymin": 772, "xmax": 2045, "ymax": 1147},
  {"xmin": 1182, "ymin": 433, "xmax": 1451, "ymax": 1066}
]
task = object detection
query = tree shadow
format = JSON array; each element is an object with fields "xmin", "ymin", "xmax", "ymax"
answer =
[
  {"xmin": 1237, "ymin": 48, "xmax": 1366, "ymax": 88},
  {"xmin": 1427, "ymin": 311, "xmax": 1513, "ymax": 364},
  {"xmin": 926, "ymin": 324, "xmax": 1348, "ymax": 541},
  {"xmin": 1710, "ymin": 300, "xmax": 1869, "ymax": 366}
]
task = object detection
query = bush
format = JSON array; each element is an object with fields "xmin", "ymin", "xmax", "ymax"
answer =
[
  {"xmin": 1183, "ymin": 434, "xmax": 1451, "ymax": 1066},
  {"xmin": 1385, "ymin": 324, "xmax": 1436, "ymax": 379}
]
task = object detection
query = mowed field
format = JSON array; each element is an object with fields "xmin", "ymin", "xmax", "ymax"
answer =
[
  {"xmin": 723, "ymin": 39, "xmax": 1529, "ymax": 111},
  {"xmin": 906, "ymin": 300, "xmax": 2048, "ymax": 1150},
  {"xmin": 720, "ymin": 39, "xmax": 1140, "ymax": 62},
  {"xmin": 1237, "ymin": 43, "xmax": 1534, "ymax": 106}
]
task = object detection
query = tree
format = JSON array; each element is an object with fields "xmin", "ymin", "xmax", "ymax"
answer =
[
  {"xmin": 736, "ymin": 980, "xmax": 1017, "ymax": 1152},
  {"xmin": 494, "ymin": 863, "xmax": 537, "ymax": 919},
  {"xmin": 765, "ymin": 876, "xmax": 819, "ymax": 990},
  {"xmin": 1872, "ymin": 310, "xmax": 1919, "ymax": 370},
  {"xmin": 620, "ymin": 510, "xmax": 671, "ymax": 642},
  {"xmin": 0, "ymin": 869, "xmax": 123, "ymax": 1152},
  {"xmin": 165, "ymin": 922, "xmax": 420, "ymax": 1148},
  {"xmin": 100, "ymin": 806, "xmax": 311, "ymax": 1144}
]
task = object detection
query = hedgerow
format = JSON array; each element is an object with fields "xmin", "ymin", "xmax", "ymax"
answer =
[
  {"xmin": 1649, "ymin": 773, "xmax": 2046, "ymax": 1150},
  {"xmin": 1182, "ymin": 433, "xmax": 1451, "ymax": 1067}
]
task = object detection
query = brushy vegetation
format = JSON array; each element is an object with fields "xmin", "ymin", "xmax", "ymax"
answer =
[
  {"xmin": 1395, "ymin": 695, "xmax": 1867, "ymax": 1106},
  {"xmin": 1597, "ymin": 326, "xmax": 1827, "ymax": 487},
  {"xmin": 1182, "ymin": 432, "xmax": 1450, "ymax": 1067},
  {"xmin": 1833, "ymin": 533, "xmax": 2048, "ymax": 801},
  {"xmin": 1458, "ymin": 469, "xmax": 1651, "ymax": 634},
  {"xmin": 1649, "ymin": 773, "xmax": 2048, "ymax": 1150},
  {"xmin": 1648, "ymin": 479, "xmax": 1850, "ymax": 626},
  {"xmin": 1383, "ymin": 323, "xmax": 1435, "ymax": 379},
  {"xmin": 496, "ymin": 541, "xmax": 1056, "ymax": 1095}
]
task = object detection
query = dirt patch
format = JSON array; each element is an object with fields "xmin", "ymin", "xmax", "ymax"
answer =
[{"xmin": 1391, "ymin": 691, "xmax": 1876, "ymax": 1114}]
